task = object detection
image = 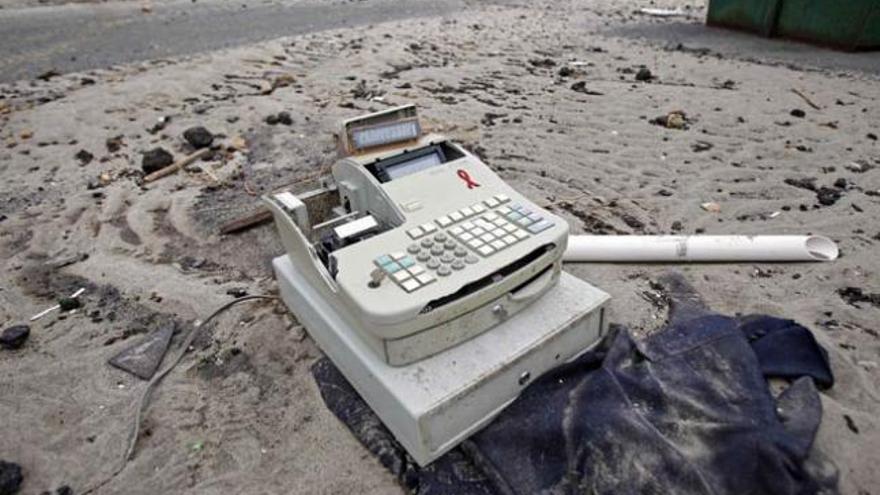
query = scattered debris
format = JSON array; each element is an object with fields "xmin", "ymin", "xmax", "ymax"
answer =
[
  {"xmin": 226, "ymin": 135, "xmax": 248, "ymax": 151},
  {"xmin": 106, "ymin": 135, "xmax": 124, "ymax": 153},
  {"xmin": 265, "ymin": 111, "xmax": 293, "ymax": 126},
  {"xmin": 30, "ymin": 288, "xmax": 86, "ymax": 321},
  {"xmin": 37, "ymin": 69, "xmax": 61, "ymax": 81},
  {"xmin": 701, "ymin": 202, "xmax": 722, "ymax": 213},
  {"xmin": 692, "ymin": 141, "xmax": 714, "ymax": 152},
  {"xmin": 791, "ymin": 88, "xmax": 821, "ymax": 110},
  {"xmin": 219, "ymin": 208, "xmax": 273, "ymax": 235},
  {"xmin": 784, "ymin": 177, "xmax": 817, "ymax": 191},
  {"xmin": 351, "ymin": 80, "xmax": 385, "ymax": 100},
  {"xmin": 143, "ymin": 148, "xmax": 212, "ymax": 183},
  {"xmin": 845, "ymin": 161, "xmax": 874, "ymax": 173},
  {"xmin": 635, "ymin": 67, "xmax": 654, "ymax": 82},
  {"xmin": 226, "ymin": 288, "xmax": 249, "ymax": 298},
  {"xmin": 49, "ymin": 253, "xmax": 89, "ymax": 270},
  {"xmin": 59, "ymin": 297, "xmax": 82, "ymax": 311},
  {"xmin": 74, "ymin": 149, "xmax": 94, "ymax": 166},
  {"xmin": 147, "ymin": 116, "xmax": 171, "ymax": 134},
  {"xmin": 0, "ymin": 460, "xmax": 23, "ymax": 495},
  {"xmin": 816, "ymin": 187, "xmax": 842, "ymax": 206},
  {"xmin": 259, "ymin": 72, "xmax": 295, "ymax": 95},
  {"xmin": 183, "ymin": 126, "xmax": 214, "ymax": 149},
  {"xmin": 570, "ymin": 81, "xmax": 604, "ymax": 95},
  {"xmin": 650, "ymin": 111, "xmax": 689, "ymax": 130},
  {"xmin": 529, "ymin": 58, "xmax": 557, "ymax": 68},
  {"xmin": 838, "ymin": 287, "xmax": 880, "ymax": 308},
  {"xmin": 639, "ymin": 7, "xmax": 686, "ymax": 17},
  {"xmin": 0, "ymin": 325, "xmax": 30, "ymax": 350},
  {"xmin": 108, "ymin": 325, "xmax": 175, "ymax": 380},
  {"xmin": 141, "ymin": 147, "xmax": 175, "ymax": 175},
  {"xmin": 843, "ymin": 414, "xmax": 860, "ymax": 434}
]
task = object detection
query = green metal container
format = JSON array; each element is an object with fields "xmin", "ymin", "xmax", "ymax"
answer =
[{"xmin": 707, "ymin": 0, "xmax": 880, "ymax": 51}]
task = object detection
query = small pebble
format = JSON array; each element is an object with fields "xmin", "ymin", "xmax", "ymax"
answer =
[{"xmin": 0, "ymin": 325, "xmax": 30, "ymax": 350}]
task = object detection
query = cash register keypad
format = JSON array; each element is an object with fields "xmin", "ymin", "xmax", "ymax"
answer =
[
  {"xmin": 383, "ymin": 195, "xmax": 554, "ymax": 292},
  {"xmin": 375, "ymin": 252, "xmax": 436, "ymax": 293}
]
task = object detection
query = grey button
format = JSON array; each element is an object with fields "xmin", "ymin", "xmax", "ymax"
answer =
[
  {"xmin": 451, "ymin": 260, "xmax": 465, "ymax": 270},
  {"xmin": 426, "ymin": 258, "xmax": 440, "ymax": 269},
  {"xmin": 421, "ymin": 238, "xmax": 434, "ymax": 248},
  {"xmin": 437, "ymin": 266, "xmax": 452, "ymax": 277},
  {"xmin": 444, "ymin": 240, "xmax": 457, "ymax": 250},
  {"xmin": 430, "ymin": 245, "xmax": 444, "ymax": 256},
  {"xmin": 465, "ymin": 255, "xmax": 479, "ymax": 264},
  {"xmin": 454, "ymin": 247, "xmax": 468, "ymax": 257},
  {"xmin": 440, "ymin": 254, "xmax": 454, "ymax": 264},
  {"xmin": 434, "ymin": 233, "xmax": 447, "ymax": 243},
  {"xmin": 407, "ymin": 244, "xmax": 420, "ymax": 254},
  {"xmin": 416, "ymin": 251, "xmax": 431, "ymax": 262}
]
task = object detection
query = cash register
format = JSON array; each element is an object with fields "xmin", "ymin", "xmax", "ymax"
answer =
[{"xmin": 267, "ymin": 105, "xmax": 610, "ymax": 465}]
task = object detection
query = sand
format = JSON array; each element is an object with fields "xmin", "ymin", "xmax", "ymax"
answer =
[{"xmin": 1, "ymin": 0, "xmax": 878, "ymax": 493}]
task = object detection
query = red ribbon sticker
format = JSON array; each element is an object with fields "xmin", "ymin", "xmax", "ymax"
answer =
[{"xmin": 456, "ymin": 169, "xmax": 480, "ymax": 189}]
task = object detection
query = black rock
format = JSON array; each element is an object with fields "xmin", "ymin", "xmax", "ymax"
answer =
[
  {"xmin": 838, "ymin": 287, "xmax": 880, "ymax": 308},
  {"xmin": 784, "ymin": 177, "xmax": 817, "ymax": 191},
  {"xmin": 59, "ymin": 297, "xmax": 82, "ymax": 311},
  {"xmin": 74, "ymin": 149, "xmax": 93, "ymax": 165},
  {"xmin": 0, "ymin": 460, "xmax": 23, "ymax": 494},
  {"xmin": 105, "ymin": 135, "xmax": 124, "ymax": 153},
  {"xmin": 816, "ymin": 187, "xmax": 842, "ymax": 206},
  {"xmin": 56, "ymin": 486, "xmax": 73, "ymax": 495},
  {"xmin": 570, "ymin": 81, "xmax": 603, "ymax": 95},
  {"xmin": 790, "ymin": 108, "xmax": 806, "ymax": 118},
  {"xmin": 141, "ymin": 148, "xmax": 174, "ymax": 174},
  {"xmin": 671, "ymin": 221, "xmax": 683, "ymax": 232},
  {"xmin": 226, "ymin": 288, "xmax": 249, "ymax": 298},
  {"xmin": 277, "ymin": 111, "xmax": 293, "ymax": 126},
  {"xmin": 529, "ymin": 58, "xmax": 556, "ymax": 68},
  {"xmin": 37, "ymin": 69, "xmax": 60, "ymax": 81},
  {"xmin": 833, "ymin": 178, "xmax": 848, "ymax": 189},
  {"xmin": 621, "ymin": 214, "xmax": 645, "ymax": 231},
  {"xmin": 635, "ymin": 67, "xmax": 653, "ymax": 81},
  {"xmin": 558, "ymin": 66, "xmax": 575, "ymax": 78},
  {"xmin": 0, "ymin": 325, "xmax": 29, "ymax": 350},
  {"xmin": 265, "ymin": 114, "xmax": 280, "ymax": 125},
  {"xmin": 868, "ymin": 133, "xmax": 878, "ymax": 141},
  {"xmin": 183, "ymin": 126, "xmax": 214, "ymax": 149}
]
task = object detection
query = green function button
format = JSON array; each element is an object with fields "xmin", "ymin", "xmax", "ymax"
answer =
[{"xmin": 383, "ymin": 262, "xmax": 402, "ymax": 273}]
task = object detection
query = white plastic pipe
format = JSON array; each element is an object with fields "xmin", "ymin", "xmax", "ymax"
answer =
[{"xmin": 563, "ymin": 235, "xmax": 839, "ymax": 263}]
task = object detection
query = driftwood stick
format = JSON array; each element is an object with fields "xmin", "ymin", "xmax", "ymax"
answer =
[
  {"xmin": 219, "ymin": 208, "xmax": 273, "ymax": 235},
  {"xmin": 791, "ymin": 88, "xmax": 821, "ymax": 110},
  {"xmin": 143, "ymin": 148, "xmax": 212, "ymax": 183}
]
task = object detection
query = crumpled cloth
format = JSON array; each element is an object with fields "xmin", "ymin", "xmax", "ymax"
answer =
[{"xmin": 311, "ymin": 274, "xmax": 836, "ymax": 495}]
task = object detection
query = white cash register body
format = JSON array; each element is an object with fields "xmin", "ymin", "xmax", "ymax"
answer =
[{"xmin": 267, "ymin": 105, "xmax": 609, "ymax": 464}]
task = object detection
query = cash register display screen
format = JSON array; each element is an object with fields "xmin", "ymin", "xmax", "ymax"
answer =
[{"xmin": 384, "ymin": 151, "xmax": 443, "ymax": 180}]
